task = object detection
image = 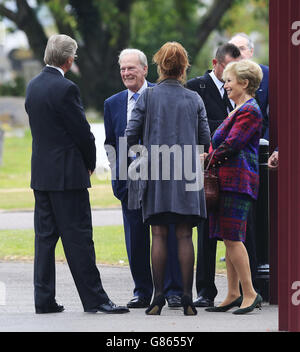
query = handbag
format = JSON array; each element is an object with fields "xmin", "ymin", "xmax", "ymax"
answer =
[
  {"xmin": 127, "ymin": 87, "xmax": 153, "ymax": 210},
  {"xmin": 204, "ymin": 150, "xmax": 219, "ymax": 212}
]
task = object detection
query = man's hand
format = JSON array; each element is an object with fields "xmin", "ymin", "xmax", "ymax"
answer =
[
  {"xmin": 88, "ymin": 170, "xmax": 93, "ymax": 176},
  {"xmin": 268, "ymin": 151, "xmax": 278, "ymax": 170}
]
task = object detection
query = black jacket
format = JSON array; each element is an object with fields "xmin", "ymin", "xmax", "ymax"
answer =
[
  {"xmin": 25, "ymin": 66, "xmax": 96, "ymax": 191},
  {"xmin": 186, "ymin": 70, "xmax": 229, "ymax": 135}
]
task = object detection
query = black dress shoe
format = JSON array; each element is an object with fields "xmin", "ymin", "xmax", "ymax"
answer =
[
  {"xmin": 35, "ymin": 303, "xmax": 65, "ymax": 314},
  {"xmin": 181, "ymin": 295, "xmax": 197, "ymax": 316},
  {"xmin": 127, "ymin": 296, "xmax": 150, "ymax": 308},
  {"xmin": 205, "ymin": 296, "xmax": 242, "ymax": 312},
  {"xmin": 232, "ymin": 294, "xmax": 263, "ymax": 315},
  {"xmin": 166, "ymin": 295, "xmax": 182, "ymax": 308},
  {"xmin": 145, "ymin": 295, "xmax": 166, "ymax": 315},
  {"xmin": 193, "ymin": 295, "xmax": 214, "ymax": 307},
  {"xmin": 85, "ymin": 300, "xmax": 129, "ymax": 314}
]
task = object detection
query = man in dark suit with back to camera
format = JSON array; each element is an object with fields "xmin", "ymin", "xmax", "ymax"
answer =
[
  {"xmin": 186, "ymin": 43, "xmax": 241, "ymax": 307},
  {"xmin": 104, "ymin": 48, "xmax": 183, "ymax": 309},
  {"xmin": 25, "ymin": 34, "xmax": 129, "ymax": 314}
]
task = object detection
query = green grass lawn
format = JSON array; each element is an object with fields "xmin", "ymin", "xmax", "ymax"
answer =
[
  {"xmin": 0, "ymin": 226, "xmax": 226, "ymax": 272},
  {"xmin": 0, "ymin": 130, "xmax": 227, "ymax": 273},
  {"xmin": 0, "ymin": 130, "xmax": 119, "ymax": 210}
]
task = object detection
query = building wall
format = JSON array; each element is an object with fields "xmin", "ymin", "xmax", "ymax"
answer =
[{"xmin": 269, "ymin": 0, "xmax": 300, "ymax": 332}]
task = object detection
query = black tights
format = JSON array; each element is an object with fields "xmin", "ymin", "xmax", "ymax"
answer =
[{"xmin": 151, "ymin": 223, "xmax": 194, "ymax": 299}]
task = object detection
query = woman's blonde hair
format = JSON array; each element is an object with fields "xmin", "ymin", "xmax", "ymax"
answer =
[
  {"xmin": 152, "ymin": 42, "xmax": 190, "ymax": 83},
  {"xmin": 223, "ymin": 59, "xmax": 263, "ymax": 97}
]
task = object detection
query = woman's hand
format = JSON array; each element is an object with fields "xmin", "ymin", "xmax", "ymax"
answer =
[
  {"xmin": 202, "ymin": 152, "xmax": 211, "ymax": 169},
  {"xmin": 200, "ymin": 152, "xmax": 208, "ymax": 162}
]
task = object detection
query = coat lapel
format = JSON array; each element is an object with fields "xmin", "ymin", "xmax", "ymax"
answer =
[
  {"xmin": 204, "ymin": 71, "xmax": 227, "ymax": 114},
  {"xmin": 117, "ymin": 90, "xmax": 128, "ymax": 136}
]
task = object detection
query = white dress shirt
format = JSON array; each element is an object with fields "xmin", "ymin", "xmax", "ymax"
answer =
[
  {"xmin": 209, "ymin": 70, "xmax": 234, "ymax": 112},
  {"xmin": 46, "ymin": 64, "xmax": 65, "ymax": 76},
  {"xmin": 127, "ymin": 79, "xmax": 148, "ymax": 122}
]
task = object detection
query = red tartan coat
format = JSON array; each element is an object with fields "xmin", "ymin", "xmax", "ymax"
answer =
[{"xmin": 206, "ymin": 98, "xmax": 263, "ymax": 200}]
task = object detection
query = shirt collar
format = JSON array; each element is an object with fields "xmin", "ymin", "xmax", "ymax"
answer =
[
  {"xmin": 127, "ymin": 79, "xmax": 147, "ymax": 101},
  {"xmin": 209, "ymin": 70, "xmax": 224, "ymax": 93},
  {"xmin": 46, "ymin": 64, "xmax": 65, "ymax": 76}
]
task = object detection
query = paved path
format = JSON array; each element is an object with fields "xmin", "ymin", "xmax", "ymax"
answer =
[
  {"xmin": 0, "ymin": 210, "xmax": 279, "ymax": 332},
  {"xmin": 0, "ymin": 208, "xmax": 123, "ymax": 230},
  {"xmin": 0, "ymin": 261, "xmax": 278, "ymax": 332}
]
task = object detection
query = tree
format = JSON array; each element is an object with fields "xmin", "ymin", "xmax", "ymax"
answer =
[{"xmin": 0, "ymin": 0, "xmax": 237, "ymax": 111}]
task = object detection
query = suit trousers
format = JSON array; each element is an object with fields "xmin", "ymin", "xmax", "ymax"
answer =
[
  {"xmin": 195, "ymin": 219, "xmax": 218, "ymax": 300},
  {"xmin": 33, "ymin": 189, "xmax": 109, "ymax": 311},
  {"xmin": 121, "ymin": 201, "xmax": 182, "ymax": 299}
]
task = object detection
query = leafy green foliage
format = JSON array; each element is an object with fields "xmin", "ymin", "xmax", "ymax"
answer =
[
  {"xmin": 0, "ymin": 0, "xmax": 269, "ymax": 107},
  {"xmin": 0, "ymin": 76, "xmax": 26, "ymax": 97}
]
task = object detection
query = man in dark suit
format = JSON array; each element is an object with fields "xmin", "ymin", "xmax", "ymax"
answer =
[
  {"xmin": 229, "ymin": 32, "xmax": 269, "ymax": 139},
  {"xmin": 104, "ymin": 48, "xmax": 182, "ymax": 309},
  {"xmin": 186, "ymin": 43, "xmax": 241, "ymax": 307},
  {"xmin": 25, "ymin": 34, "xmax": 129, "ymax": 314}
]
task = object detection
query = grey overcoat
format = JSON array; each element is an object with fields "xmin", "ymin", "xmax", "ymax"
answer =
[{"xmin": 125, "ymin": 79, "xmax": 210, "ymax": 222}]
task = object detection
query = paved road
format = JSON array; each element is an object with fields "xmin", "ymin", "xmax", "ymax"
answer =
[
  {"xmin": 0, "ymin": 208, "xmax": 123, "ymax": 230},
  {"xmin": 0, "ymin": 209, "xmax": 279, "ymax": 332},
  {"xmin": 0, "ymin": 261, "xmax": 278, "ymax": 332}
]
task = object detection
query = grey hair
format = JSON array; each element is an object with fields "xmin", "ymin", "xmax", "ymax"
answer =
[
  {"xmin": 44, "ymin": 34, "xmax": 78, "ymax": 67},
  {"xmin": 118, "ymin": 48, "xmax": 148, "ymax": 67},
  {"xmin": 231, "ymin": 32, "xmax": 254, "ymax": 50}
]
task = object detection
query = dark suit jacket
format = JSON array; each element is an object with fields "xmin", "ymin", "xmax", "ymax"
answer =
[
  {"xmin": 186, "ymin": 70, "xmax": 228, "ymax": 135},
  {"xmin": 25, "ymin": 66, "xmax": 96, "ymax": 191},
  {"xmin": 256, "ymin": 64, "xmax": 269, "ymax": 139},
  {"xmin": 103, "ymin": 82, "xmax": 154, "ymax": 202}
]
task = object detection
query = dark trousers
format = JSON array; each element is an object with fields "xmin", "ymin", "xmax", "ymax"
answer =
[
  {"xmin": 195, "ymin": 219, "xmax": 218, "ymax": 300},
  {"xmin": 195, "ymin": 202, "xmax": 258, "ymax": 300},
  {"xmin": 33, "ymin": 189, "xmax": 109, "ymax": 311},
  {"xmin": 121, "ymin": 202, "xmax": 182, "ymax": 299}
]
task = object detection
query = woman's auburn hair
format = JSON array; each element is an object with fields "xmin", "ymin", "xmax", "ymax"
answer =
[{"xmin": 153, "ymin": 41, "xmax": 190, "ymax": 83}]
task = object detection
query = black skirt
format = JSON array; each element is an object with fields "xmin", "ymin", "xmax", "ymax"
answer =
[{"xmin": 145, "ymin": 212, "xmax": 203, "ymax": 227}]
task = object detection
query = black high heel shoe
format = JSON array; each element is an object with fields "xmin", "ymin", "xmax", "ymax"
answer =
[
  {"xmin": 205, "ymin": 296, "xmax": 243, "ymax": 312},
  {"xmin": 232, "ymin": 294, "xmax": 263, "ymax": 315},
  {"xmin": 145, "ymin": 295, "xmax": 166, "ymax": 315},
  {"xmin": 181, "ymin": 295, "xmax": 197, "ymax": 316}
]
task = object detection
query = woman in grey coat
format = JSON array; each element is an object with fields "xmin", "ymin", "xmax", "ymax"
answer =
[{"xmin": 125, "ymin": 42, "xmax": 210, "ymax": 316}]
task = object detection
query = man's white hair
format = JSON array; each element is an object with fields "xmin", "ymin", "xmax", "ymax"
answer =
[
  {"xmin": 231, "ymin": 32, "xmax": 254, "ymax": 50},
  {"xmin": 118, "ymin": 48, "xmax": 148, "ymax": 67}
]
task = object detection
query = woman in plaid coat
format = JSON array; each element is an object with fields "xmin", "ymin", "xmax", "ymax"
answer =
[{"xmin": 204, "ymin": 59, "xmax": 263, "ymax": 315}]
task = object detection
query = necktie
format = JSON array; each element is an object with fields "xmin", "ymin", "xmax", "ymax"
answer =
[
  {"xmin": 132, "ymin": 92, "xmax": 140, "ymax": 101},
  {"xmin": 222, "ymin": 87, "xmax": 233, "ymax": 112}
]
